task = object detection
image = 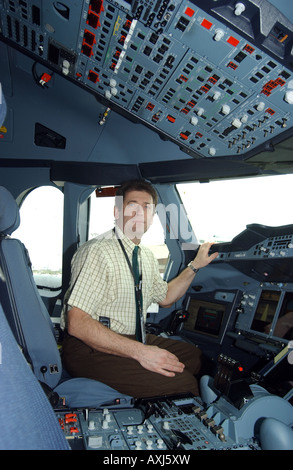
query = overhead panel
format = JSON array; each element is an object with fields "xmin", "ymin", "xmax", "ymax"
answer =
[{"xmin": 1, "ymin": 0, "xmax": 293, "ymax": 160}]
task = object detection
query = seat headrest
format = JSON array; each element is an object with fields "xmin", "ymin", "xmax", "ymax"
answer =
[{"xmin": 0, "ymin": 186, "xmax": 20, "ymax": 235}]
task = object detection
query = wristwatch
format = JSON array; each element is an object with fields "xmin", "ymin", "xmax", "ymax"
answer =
[{"xmin": 187, "ymin": 261, "xmax": 200, "ymax": 273}]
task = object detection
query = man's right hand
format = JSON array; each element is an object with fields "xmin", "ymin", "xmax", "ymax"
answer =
[
  {"xmin": 136, "ymin": 345, "xmax": 185, "ymax": 377},
  {"xmin": 67, "ymin": 308, "xmax": 185, "ymax": 377}
]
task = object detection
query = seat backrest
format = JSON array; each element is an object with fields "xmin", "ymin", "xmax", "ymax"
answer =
[
  {"xmin": 0, "ymin": 186, "xmax": 134, "ymax": 409},
  {"xmin": 0, "ymin": 301, "xmax": 69, "ymax": 450},
  {"xmin": 0, "ymin": 186, "xmax": 62, "ymax": 389}
]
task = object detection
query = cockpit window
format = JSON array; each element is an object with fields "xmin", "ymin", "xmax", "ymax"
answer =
[
  {"xmin": 177, "ymin": 174, "xmax": 293, "ymax": 244},
  {"xmin": 14, "ymin": 185, "xmax": 64, "ymax": 289},
  {"xmin": 88, "ymin": 190, "xmax": 169, "ymax": 274}
]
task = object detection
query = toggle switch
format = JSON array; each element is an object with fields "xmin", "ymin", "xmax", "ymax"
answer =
[
  {"xmin": 234, "ymin": 3, "xmax": 245, "ymax": 16},
  {"xmin": 285, "ymin": 90, "xmax": 293, "ymax": 104},
  {"xmin": 256, "ymin": 101, "xmax": 265, "ymax": 111},
  {"xmin": 232, "ymin": 118, "xmax": 242, "ymax": 128},
  {"xmin": 190, "ymin": 116, "xmax": 198, "ymax": 126},
  {"xmin": 213, "ymin": 29, "xmax": 224, "ymax": 41},
  {"xmin": 213, "ymin": 91, "xmax": 221, "ymax": 101},
  {"xmin": 221, "ymin": 104, "xmax": 230, "ymax": 115}
]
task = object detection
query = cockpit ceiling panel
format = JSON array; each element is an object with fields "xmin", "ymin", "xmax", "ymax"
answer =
[{"xmin": 1, "ymin": 0, "xmax": 293, "ymax": 161}]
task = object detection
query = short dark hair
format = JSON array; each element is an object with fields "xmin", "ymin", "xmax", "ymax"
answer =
[{"xmin": 115, "ymin": 179, "xmax": 158, "ymax": 207}]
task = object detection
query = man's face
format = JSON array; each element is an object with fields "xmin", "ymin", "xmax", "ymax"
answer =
[{"xmin": 115, "ymin": 190, "xmax": 155, "ymax": 242}]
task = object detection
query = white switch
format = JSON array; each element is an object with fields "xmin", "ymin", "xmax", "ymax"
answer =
[
  {"xmin": 221, "ymin": 104, "xmax": 230, "ymax": 115},
  {"xmin": 285, "ymin": 90, "xmax": 293, "ymax": 104},
  {"xmin": 214, "ymin": 29, "xmax": 225, "ymax": 41},
  {"xmin": 157, "ymin": 438, "xmax": 164, "ymax": 449},
  {"xmin": 146, "ymin": 439, "xmax": 153, "ymax": 449},
  {"xmin": 213, "ymin": 91, "xmax": 221, "ymax": 101},
  {"xmin": 235, "ymin": 3, "xmax": 245, "ymax": 15},
  {"xmin": 88, "ymin": 420, "xmax": 95, "ymax": 430},
  {"xmin": 232, "ymin": 118, "xmax": 242, "ymax": 128},
  {"xmin": 137, "ymin": 425, "xmax": 144, "ymax": 434},
  {"xmin": 256, "ymin": 101, "xmax": 265, "ymax": 111},
  {"xmin": 88, "ymin": 436, "xmax": 103, "ymax": 448},
  {"xmin": 190, "ymin": 116, "xmax": 198, "ymax": 126},
  {"xmin": 102, "ymin": 419, "xmax": 109, "ymax": 429}
]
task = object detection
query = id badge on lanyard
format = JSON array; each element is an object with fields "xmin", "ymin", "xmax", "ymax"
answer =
[
  {"xmin": 135, "ymin": 281, "xmax": 146, "ymax": 344},
  {"xmin": 114, "ymin": 229, "xmax": 146, "ymax": 343}
]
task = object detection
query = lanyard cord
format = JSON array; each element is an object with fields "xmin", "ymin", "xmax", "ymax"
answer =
[
  {"xmin": 113, "ymin": 228, "xmax": 142, "ymax": 290},
  {"xmin": 113, "ymin": 228, "xmax": 145, "ymax": 343}
]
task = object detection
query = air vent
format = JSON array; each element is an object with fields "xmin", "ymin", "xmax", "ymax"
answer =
[{"xmin": 34, "ymin": 123, "xmax": 66, "ymax": 149}]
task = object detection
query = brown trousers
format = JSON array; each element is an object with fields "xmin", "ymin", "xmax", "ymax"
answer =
[{"xmin": 61, "ymin": 333, "xmax": 202, "ymax": 398}]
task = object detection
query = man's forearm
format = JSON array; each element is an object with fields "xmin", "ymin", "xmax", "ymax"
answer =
[
  {"xmin": 160, "ymin": 266, "xmax": 196, "ymax": 307},
  {"xmin": 160, "ymin": 242, "xmax": 218, "ymax": 308},
  {"xmin": 67, "ymin": 307, "xmax": 143, "ymax": 359},
  {"xmin": 66, "ymin": 307, "xmax": 185, "ymax": 377}
]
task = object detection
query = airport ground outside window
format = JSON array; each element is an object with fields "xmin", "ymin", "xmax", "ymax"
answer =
[
  {"xmin": 14, "ymin": 185, "xmax": 64, "ymax": 289},
  {"xmin": 177, "ymin": 174, "xmax": 293, "ymax": 245}
]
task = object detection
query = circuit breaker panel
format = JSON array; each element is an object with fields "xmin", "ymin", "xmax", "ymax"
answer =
[{"xmin": 1, "ymin": 0, "xmax": 293, "ymax": 160}]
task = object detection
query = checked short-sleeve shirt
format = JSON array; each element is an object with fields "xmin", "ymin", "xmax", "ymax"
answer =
[{"xmin": 60, "ymin": 227, "xmax": 168, "ymax": 335}]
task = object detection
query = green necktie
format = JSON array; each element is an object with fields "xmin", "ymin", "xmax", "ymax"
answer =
[{"xmin": 132, "ymin": 246, "xmax": 143, "ymax": 342}]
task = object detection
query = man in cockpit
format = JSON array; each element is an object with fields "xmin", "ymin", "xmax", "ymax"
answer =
[{"xmin": 60, "ymin": 179, "xmax": 217, "ymax": 398}]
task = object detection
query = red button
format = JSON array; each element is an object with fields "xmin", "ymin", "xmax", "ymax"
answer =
[
  {"xmin": 185, "ymin": 7, "xmax": 195, "ymax": 17},
  {"xmin": 201, "ymin": 19, "xmax": 213, "ymax": 29}
]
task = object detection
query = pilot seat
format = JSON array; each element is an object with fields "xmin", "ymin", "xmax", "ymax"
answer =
[{"xmin": 0, "ymin": 185, "xmax": 133, "ymax": 409}]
